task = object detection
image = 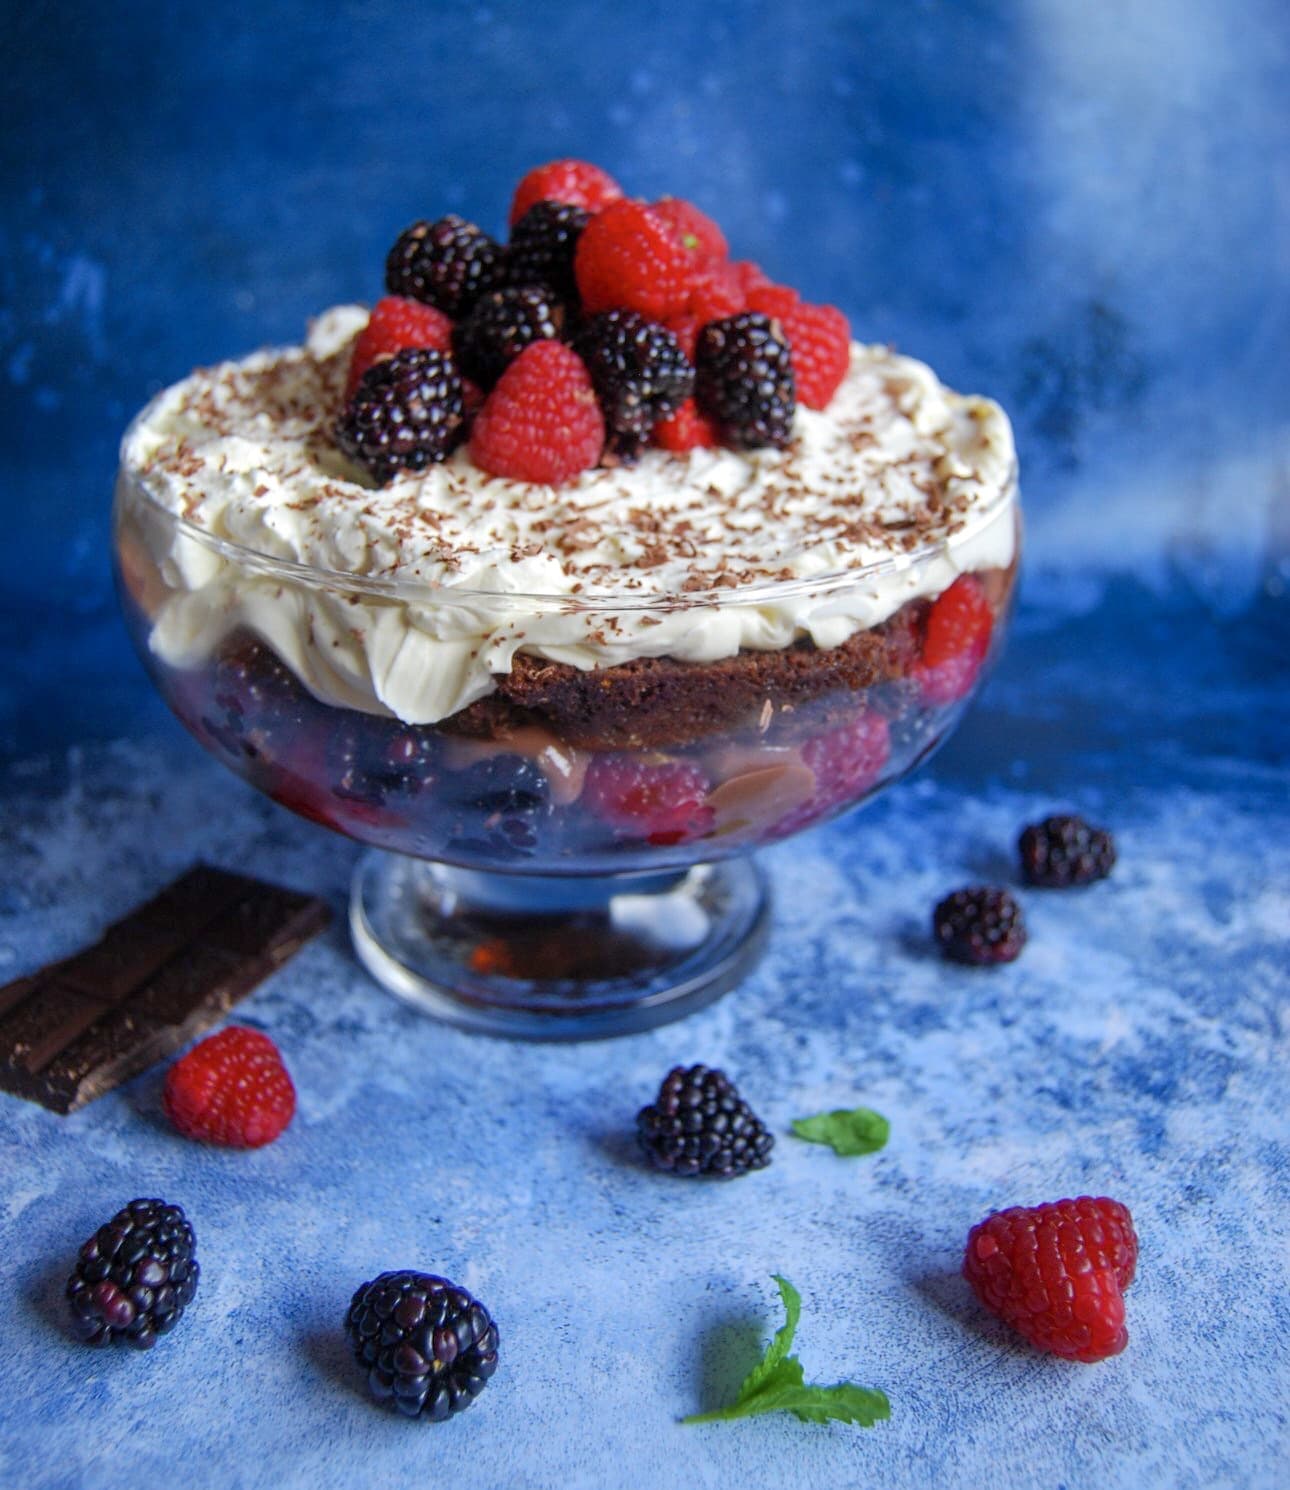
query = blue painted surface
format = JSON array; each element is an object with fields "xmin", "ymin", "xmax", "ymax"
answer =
[{"xmin": 1, "ymin": 2, "xmax": 1288, "ymax": 1486}]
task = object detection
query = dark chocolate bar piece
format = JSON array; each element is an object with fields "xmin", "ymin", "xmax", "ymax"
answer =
[{"xmin": 0, "ymin": 865, "xmax": 329, "ymax": 1114}]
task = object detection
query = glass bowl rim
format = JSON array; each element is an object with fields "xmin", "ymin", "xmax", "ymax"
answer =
[{"xmin": 117, "ymin": 409, "xmax": 1019, "ymax": 616}]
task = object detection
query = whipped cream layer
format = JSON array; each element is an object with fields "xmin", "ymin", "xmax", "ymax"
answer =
[{"xmin": 120, "ymin": 305, "xmax": 1018, "ymax": 724}]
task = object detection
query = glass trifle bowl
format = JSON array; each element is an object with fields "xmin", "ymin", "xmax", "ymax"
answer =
[{"xmin": 112, "ymin": 309, "xmax": 1019, "ymax": 1037}]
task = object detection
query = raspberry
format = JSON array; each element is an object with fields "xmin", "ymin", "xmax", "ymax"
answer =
[
  {"xmin": 468, "ymin": 340, "xmax": 604, "ymax": 484},
  {"xmin": 749, "ymin": 291, "xmax": 851, "ymax": 410},
  {"xmin": 509, "ymin": 158, "xmax": 623, "ymax": 226},
  {"xmin": 774, "ymin": 711, "xmax": 890, "ymax": 835},
  {"xmin": 506, "ymin": 200, "xmax": 589, "ymax": 304},
  {"xmin": 336, "ymin": 348, "xmax": 466, "ymax": 483},
  {"xmin": 933, "ymin": 887, "xmax": 1026, "ymax": 965},
  {"xmin": 664, "ymin": 313, "xmax": 700, "ymax": 361},
  {"xmin": 963, "ymin": 1197, "xmax": 1138, "ymax": 1363},
  {"xmin": 685, "ymin": 260, "xmax": 746, "ymax": 323},
  {"xmin": 653, "ymin": 398, "xmax": 719, "ymax": 452},
  {"xmin": 744, "ymin": 284, "xmax": 800, "ymax": 318},
  {"xmin": 731, "ymin": 260, "xmax": 772, "ymax": 295},
  {"xmin": 650, "ymin": 196, "xmax": 729, "ymax": 261},
  {"xmin": 913, "ymin": 574, "xmax": 994, "ymax": 705},
  {"xmin": 345, "ymin": 296, "xmax": 453, "ymax": 400},
  {"xmin": 574, "ymin": 199, "xmax": 701, "ymax": 321},
  {"xmin": 345, "ymin": 1271, "xmax": 499, "ymax": 1419},
  {"xmin": 163, "ymin": 1026, "xmax": 296, "ymax": 1147},
  {"xmin": 66, "ymin": 1198, "xmax": 199, "ymax": 1349},
  {"xmin": 636, "ymin": 1065, "xmax": 774, "ymax": 1178},
  {"xmin": 583, "ymin": 755, "xmax": 713, "ymax": 846},
  {"xmin": 452, "ymin": 286, "xmax": 563, "ymax": 389},
  {"xmin": 385, "ymin": 215, "xmax": 505, "ymax": 317},
  {"xmin": 572, "ymin": 310, "xmax": 694, "ymax": 456},
  {"xmin": 1020, "ymin": 814, "xmax": 1117, "ymax": 887},
  {"xmin": 694, "ymin": 312, "xmax": 796, "ymax": 449}
]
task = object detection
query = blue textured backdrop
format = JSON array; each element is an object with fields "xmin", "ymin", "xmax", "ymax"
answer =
[{"xmin": 1, "ymin": 3, "xmax": 1287, "ymax": 1487}]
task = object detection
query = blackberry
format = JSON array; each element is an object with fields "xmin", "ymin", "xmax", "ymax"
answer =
[
  {"xmin": 933, "ymin": 886, "xmax": 1027, "ymax": 965},
  {"xmin": 336, "ymin": 348, "xmax": 465, "ymax": 483},
  {"xmin": 1020, "ymin": 814, "xmax": 1117, "ymax": 887},
  {"xmin": 210, "ymin": 636, "xmax": 317, "ymax": 746},
  {"xmin": 573, "ymin": 311, "xmax": 694, "ymax": 456},
  {"xmin": 507, "ymin": 199, "xmax": 589, "ymax": 304},
  {"xmin": 694, "ymin": 312, "xmax": 796, "ymax": 449},
  {"xmin": 327, "ymin": 718, "xmax": 437, "ymax": 806},
  {"xmin": 345, "ymin": 1271, "xmax": 499, "ymax": 1420},
  {"xmin": 637, "ymin": 1064, "xmax": 774, "ymax": 1178},
  {"xmin": 385, "ymin": 215, "xmax": 506, "ymax": 317},
  {"xmin": 65, "ymin": 1198, "xmax": 199, "ymax": 1349},
  {"xmin": 443, "ymin": 754, "xmax": 552, "ymax": 859},
  {"xmin": 452, "ymin": 286, "xmax": 564, "ymax": 389}
]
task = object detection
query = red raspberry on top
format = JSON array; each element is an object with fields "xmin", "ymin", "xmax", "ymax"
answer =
[
  {"xmin": 583, "ymin": 755, "xmax": 714, "ymax": 846},
  {"xmin": 685, "ymin": 260, "xmax": 746, "ymax": 324},
  {"xmin": 650, "ymin": 196, "xmax": 729, "ymax": 261},
  {"xmin": 469, "ymin": 340, "xmax": 604, "ymax": 485},
  {"xmin": 963, "ymin": 1197, "xmax": 1139, "ymax": 1363},
  {"xmin": 748, "ymin": 288, "xmax": 850, "ymax": 409},
  {"xmin": 575, "ymin": 199, "xmax": 703, "ymax": 321},
  {"xmin": 913, "ymin": 573, "xmax": 995, "ymax": 705},
  {"xmin": 731, "ymin": 260, "xmax": 772, "ymax": 296},
  {"xmin": 163, "ymin": 1026, "xmax": 296, "ymax": 1149},
  {"xmin": 652, "ymin": 397, "xmax": 719, "ymax": 453},
  {"xmin": 509, "ymin": 159, "xmax": 624, "ymax": 227},
  {"xmin": 345, "ymin": 296, "xmax": 453, "ymax": 400}
]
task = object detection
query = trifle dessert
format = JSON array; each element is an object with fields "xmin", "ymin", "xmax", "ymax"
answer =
[{"xmin": 114, "ymin": 159, "xmax": 1019, "ymax": 1034}]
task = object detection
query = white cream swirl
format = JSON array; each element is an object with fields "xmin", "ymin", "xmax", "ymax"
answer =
[{"xmin": 118, "ymin": 305, "xmax": 1018, "ymax": 724}]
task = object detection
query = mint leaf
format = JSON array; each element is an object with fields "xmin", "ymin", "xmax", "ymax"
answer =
[
  {"xmin": 735, "ymin": 1274, "xmax": 800, "ymax": 1400},
  {"xmin": 790, "ymin": 1106, "xmax": 890, "ymax": 1157},
  {"xmin": 683, "ymin": 1275, "xmax": 888, "ymax": 1428}
]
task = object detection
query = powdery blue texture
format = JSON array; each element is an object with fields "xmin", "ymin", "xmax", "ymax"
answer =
[{"xmin": 0, "ymin": 581, "xmax": 1286, "ymax": 1490}]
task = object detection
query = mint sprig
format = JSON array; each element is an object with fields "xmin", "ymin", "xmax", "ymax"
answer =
[
  {"xmin": 790, "ymin": 1106, "xmax": 890, "ymax": 1157},
  {"xmin": 683, "ymin": 1275, "xmax": 889, "ymax": 1427}
]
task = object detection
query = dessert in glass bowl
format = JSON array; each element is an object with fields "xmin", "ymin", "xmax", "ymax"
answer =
[{"xmin": 113, "ymin": 160, "xmax": 1019, "ymax": 1038}]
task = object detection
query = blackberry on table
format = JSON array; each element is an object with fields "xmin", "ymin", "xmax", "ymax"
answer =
[
  {"xmin": 507, "ymin": 199, "xmax": 589, "ymax": 304},
  {"xmin": 66, "ymin": 1198, "xmax": 199, "ymax": 1349},
  {"xmin": 637, "ymin": 1064, "xmax": 774, "ymax": 1178},
  {"xmin": 336, "ymin": 348, "xmax": 465, "ymax": 483},
  {"xmin": 573, "ymin": 310, "xmax": 694, "ymax": 456},
  {"xmin": 694, "ymin": 312, "xmax": 796, "ymax": 449},
  {"xmin": 385, "ymin": 215, "xmax": 506, "ymax": 317},
  {"xmin": 345, "ymin": 1271, "xmax": 499, "ymax": 1420},
  {"xmin": 452, "ymin": 287, "xmax": 564, "ymax": 389},
  {"xmin": 444, "ymin": 754, "xmax": 552, "ymax": 858},
  {"xmin": 1020, "ymin": 815, "xmax": 1116, "ymax": 887},
  {"xmin": 933, "ymin": 886, "xmax": 1027, "ymax": 965}
]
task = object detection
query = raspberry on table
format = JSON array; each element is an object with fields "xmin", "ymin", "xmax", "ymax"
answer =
[
  {"xmin": 1020, "ymin": 815, "xmax": 1117, "ymax": 887},
  {"xmin": 652, "ymin": 397, "xmax": 719, "ymax": 452},
  {"xmin": 506, "ymin": 200, "xmax": 589, "ymax": 305},
  {"xmin": 385, "ymin": 215, "xmax": 506, "ymax": 317},
  {"xmin": 509, "ymin": 158, "xmax": 623, "ymax": 226},
  {"xmin": 572, "ymin": 310, "xmax": 694, "ymax": 456},
  {"xmin": 933, "ymin": 886, "xmax": 1026, "ymax": 965},
  {"xmin": 963, "ymin": 1197, "xmax": 1138, "ymax": 1363},
  {"xmin": 913, "ymin": 574, "xmax": 995, "ymax": 705},
  {"xmin": 452, "ymin": 286, "xmax": 564, "ymax": 389},
  {"xmin": 650, "ymin": 196, "xmax": 729, "ymax": 261},
  {"xmin": 582, "ymin": 754, "xmax": 714, "ymax": 846},
  {"xmin": 336, "ymin": 347, "xmax": 466, "ymax": 483},
  {"xmin": 345, "ymin": 296, "xmax": 453, "ymax": 400},
  {"xmin": 163, "ymin": 1026, "xmax": 296, "ymax": 1147},
  {"xmin": 345, "ymin": 1271, "xmax": 499, "ymax": 1419},
  {"xmin": 637, "ymin": 1064, "xmax": 774, "ymax": 1178},
  {"xmin": 694, "ymin": 312, "xmax": 797, "ymax": 449},
  {"xmin": 574, "ymin": 198, "xmax": 703, "ymax": 321},
  {"xmin": 468, "ymin": 340, "xmax": 604, "ymax": 484},
  {"xmin": 66, "ymin": 1199, "xmax": 199, "ymax": 1349},
  {"xmin": 749, "ymin": 289, "xmax": 851, "ymax": 410}
]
